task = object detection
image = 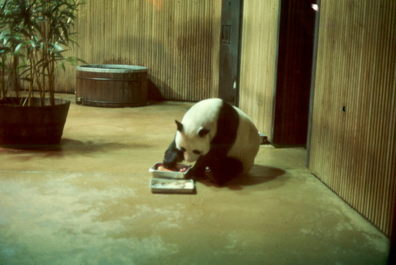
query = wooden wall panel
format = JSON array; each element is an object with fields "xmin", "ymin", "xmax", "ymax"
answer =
[
  {"xmin": 56, "ymin": 0, "xmax": 221, "ymax": 101},
  {"xmin": 309, "ymin": 0, "xmax": 396, "ymax": 236},
  {"xmin": 239, "ymin": 0, "xmax": 280, "ymax": 137}
]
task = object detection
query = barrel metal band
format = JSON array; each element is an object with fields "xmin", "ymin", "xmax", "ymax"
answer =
[{"xmin": 76, "ymin": 77, "xmax": 137, "ymax": 81}]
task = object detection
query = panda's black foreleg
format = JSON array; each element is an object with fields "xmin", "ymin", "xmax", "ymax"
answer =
[
  {"xmin": 187, "ymin": 155, "xmax": 243, "ymax": 186},
  {"xmin": 209, "ymin": 157, "xmax": 243, "ymax": 186},
  {"xmin": 186, "ymin": 156, "xmax": 208, "ymax": 180},
  {"xmin": 163, "ymin": 139, "xmax": 183, "ymax": 169}
]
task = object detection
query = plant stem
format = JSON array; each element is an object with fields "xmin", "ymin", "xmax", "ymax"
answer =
[
  {"xmin": 0, "ymin": 56, "xmax": 4, "ymax": 99},
  {"xmin": 49, "ymin": 59, "xmax": 55, "ymax": 105},
  {"xmin": 12, "ymin": 55, "xmax": 19, "ymax": 100}
]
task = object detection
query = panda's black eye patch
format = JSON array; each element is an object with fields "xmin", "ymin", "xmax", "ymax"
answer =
[
  {"xmin": 180, "ymin": 147, "xmax": 186, "ymax": 152},
  {"xmin": 193, "ymin": 150, "xmax": 201, "ymax": 155}
]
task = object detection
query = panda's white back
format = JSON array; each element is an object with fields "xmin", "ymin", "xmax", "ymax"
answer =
[{"xmin": 181, "ymin": 98, "xmax": 223, "ymax": 138}]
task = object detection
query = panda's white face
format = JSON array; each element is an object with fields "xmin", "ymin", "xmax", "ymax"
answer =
[
  {"xmin": 175, "ymin": 131, "xmax": 210, "ymax": 162},
  {"xmin": 174, "ymin": 121, "xmax": 211, "ymax": 162}
]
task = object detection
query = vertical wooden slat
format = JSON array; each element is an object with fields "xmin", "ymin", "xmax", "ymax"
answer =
[
  {"xmin": 309, "ymin": 0, "xmax": 396, "ymax": 236},
  {"xmin": 239, "ymin": 0, "xmax": 281, "ymax": 137}
]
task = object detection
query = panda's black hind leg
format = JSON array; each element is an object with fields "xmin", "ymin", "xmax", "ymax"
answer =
[{"xmin": 209, "ymin": 157, "xmax": 243, "ymax": 186}]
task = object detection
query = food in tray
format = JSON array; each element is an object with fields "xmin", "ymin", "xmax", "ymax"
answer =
[
  {"xmin": 157, "ymin": 164, "xmax": 188, "ymax": 172},
  {"xmin": 149, "ymin": 162, "xmax": 191, "ymax": 179}
]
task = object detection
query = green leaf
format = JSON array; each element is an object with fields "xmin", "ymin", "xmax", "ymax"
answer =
[
  {"xmin": 14, "ymin": 42, "xmax": 23, "ymax": 53},
  {"xmin": 53, "ymin": 42, "xmax": 64, "ymax": 52},
  {"xmin": 28, "ymin": 39, "xmax": 38, "ymax": 49}
]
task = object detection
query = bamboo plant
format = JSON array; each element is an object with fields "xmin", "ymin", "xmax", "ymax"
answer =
[{"xmin": 0, "ymin": 0, "xmax": 83, "ymax": 106}]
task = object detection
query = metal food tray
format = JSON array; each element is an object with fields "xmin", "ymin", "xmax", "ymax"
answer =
[
  {"xmin": 148, "ymin": 162, "xmax": 191, "ymax": 179},
  {"xmin": 150, "ymin": 177, "xmax": 196, "ymax": 194}
]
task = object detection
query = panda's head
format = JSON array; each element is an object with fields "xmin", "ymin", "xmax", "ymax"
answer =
[{"xmin": 174, "ymin": 120, "xmax": 211, "ymax": 162}]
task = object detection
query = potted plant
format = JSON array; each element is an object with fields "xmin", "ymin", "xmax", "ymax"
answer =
[{"xmin": 0, "ymin": 0, "xmax": 83, "ymax": 147}]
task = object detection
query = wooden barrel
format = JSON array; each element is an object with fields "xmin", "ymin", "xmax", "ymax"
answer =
[{"xmin": 76, "ymin": 64, "xmax": 148, "ymax": 107}]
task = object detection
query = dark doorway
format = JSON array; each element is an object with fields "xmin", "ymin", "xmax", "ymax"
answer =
[
  {"xmin": 219, "ymin": 0, "xmax": 243, "ymax": 106},
  {"xmin": 273, "ymin": 0, "xmax": 317, "ymax": 146}
]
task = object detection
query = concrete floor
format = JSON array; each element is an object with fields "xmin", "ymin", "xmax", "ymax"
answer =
[{"xmin": 0, "ymin": 94, "xmax": 390, "ymax": 265}]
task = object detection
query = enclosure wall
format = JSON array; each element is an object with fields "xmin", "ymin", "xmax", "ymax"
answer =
[
  {"xmin": 309, "ymin": 0, "xmax": 396, "ymax": 236},
  {"xmin": 238, "ymin": 0, "xmax": 281, "ymax": 137},
  {"xmin": 58, "ymin": 0, "xmax": 221, "ymax": 101}
]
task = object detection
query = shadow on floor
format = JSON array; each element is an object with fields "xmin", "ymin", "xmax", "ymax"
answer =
[{"xmin": 197, "ymin": 165, "xmax": 286, "ymax": 190}]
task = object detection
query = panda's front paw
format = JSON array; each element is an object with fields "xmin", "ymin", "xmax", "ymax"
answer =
[
  {"xmin": 186, "ymin": 165, "xmax": 205, "ymax": 180},
  {"xmin": 185, "ymin": 169, "xmax": 194, "ymax": 179},
  {"xmin": 204, "ymin": 166, "xmax": 214, "ymax": 180},
  {"xmin": 203, "ymin": 167, "xmax": 224, "ymax": 186}
]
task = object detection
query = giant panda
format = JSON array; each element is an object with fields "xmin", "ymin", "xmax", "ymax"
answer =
[{"xmin": 163, "ymin": 98, "xmax": 261, "ymax": 186}]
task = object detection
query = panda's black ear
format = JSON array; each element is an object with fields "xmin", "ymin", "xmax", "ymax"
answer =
[
  {"xmin": 175, "ymin": 120, "xmax": 184, "ymax": 132},
  {"xmin": 198, "ymin": 127, "xmax": 210, "ymax": 137}
]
